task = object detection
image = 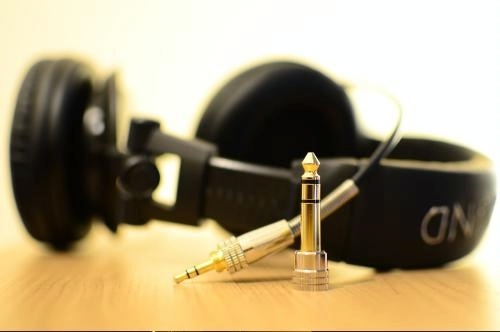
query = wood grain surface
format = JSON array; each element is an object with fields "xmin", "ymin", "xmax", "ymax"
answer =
[{"xmin": 0, "ymin": 219, "xmax": 498, "ymax": 330}]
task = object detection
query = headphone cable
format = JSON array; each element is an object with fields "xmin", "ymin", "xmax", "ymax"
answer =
[{"xmin": 351, "ymin": 90, "xmax": 403, "ymax": 186}]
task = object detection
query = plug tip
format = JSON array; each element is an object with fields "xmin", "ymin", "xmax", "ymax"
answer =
[
  {"xmin": 302, "ymin": 152, "xmax": 320, "ymax": 172},
  {"xmin": 173, "ymin": 265, "xmax": 202, "ymax": 284},
  {"xmin": 173, "ymin": 271, "xmax": 190, "ymax": 284},
  {"xmin": 172, "ymin": 255, "xmax": 225, "ymax": 284}
]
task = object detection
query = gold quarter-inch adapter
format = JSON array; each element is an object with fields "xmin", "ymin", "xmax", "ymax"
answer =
[{"xmin": 292, "ymin": 152, "xmax": 329, "ymax": 291}]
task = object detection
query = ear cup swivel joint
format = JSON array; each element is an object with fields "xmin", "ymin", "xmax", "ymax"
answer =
[{"xmin": 115, "ymin": 118, "xmax": 217, "ymax": 226}]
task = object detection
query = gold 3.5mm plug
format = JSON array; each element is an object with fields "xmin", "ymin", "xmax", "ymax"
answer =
[{"xmin": 173, "ymin": 218, "xmax": 295, "ymax": 283}]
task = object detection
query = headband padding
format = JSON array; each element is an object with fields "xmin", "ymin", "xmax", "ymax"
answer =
[
  {"xmin": 196, "ymin": 62, "xmax": 359, "ymax": 168},
  {"xmin": 10, "ymin": 59, "xmax": 93, "ymax": 248}
]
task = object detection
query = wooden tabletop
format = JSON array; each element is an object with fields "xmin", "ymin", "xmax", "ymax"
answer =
[{"xmin": 0, "ymin": 216, "xmax": 498, "ymax": 330}]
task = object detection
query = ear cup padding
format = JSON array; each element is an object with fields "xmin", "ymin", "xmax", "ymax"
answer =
[
  {"xmin": 10, "ymin": 59, "xmax": 93, "ymax": 248},
  {"xmin": 196, "ymin": 62, "xmax": 359, "ymax": 168}
]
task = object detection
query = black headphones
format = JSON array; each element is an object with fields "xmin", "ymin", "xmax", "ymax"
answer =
[{"xmin": 10, "ymin": 58, "xmax": 496, "ymax": 269}]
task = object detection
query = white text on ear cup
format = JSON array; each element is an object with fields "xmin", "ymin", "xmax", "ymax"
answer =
[{"xmin": 420, "ymin": 204, "xmax": 473, "ymax": 245}]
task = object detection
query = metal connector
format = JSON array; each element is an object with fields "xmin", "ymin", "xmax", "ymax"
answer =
[
  {"xmin": 292, "ymin": 152, "xmax": 329, "ymax": 291},
  {"xmin": 173, "ymin": 219, "xmax": 294, "ymax": 283}
]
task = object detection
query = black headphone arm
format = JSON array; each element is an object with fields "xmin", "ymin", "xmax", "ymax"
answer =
[{"xmin": 111, "ymin": 118, "xmax": 302, "ymax": 234}]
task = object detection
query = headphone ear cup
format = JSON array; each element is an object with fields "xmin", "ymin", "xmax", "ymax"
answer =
[
  {"xmin": 196, "ymin": 62, "xmax": 359, "ymax": 167},
  {"xmin": 10, "ymin": 59, "xmax": 94, "ymax": 249}
]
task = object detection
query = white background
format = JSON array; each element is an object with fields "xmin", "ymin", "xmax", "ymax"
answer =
[{"xmin": 0, "ymin": 0, "xmax": 498, "ymax": 248}]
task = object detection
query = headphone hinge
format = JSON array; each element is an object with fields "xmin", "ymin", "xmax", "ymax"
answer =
[{"xmin": 124, "ymin": 118, "xmax": 217, "ymax": 225}]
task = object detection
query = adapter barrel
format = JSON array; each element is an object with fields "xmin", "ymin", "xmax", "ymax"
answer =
[
  {"xmin": 300, "ymin": 152, "xmax": 321, "ymax": 251},
  {"xmin": 294, "ymin": 152, "xmax": 329, "ymax": 291}
]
